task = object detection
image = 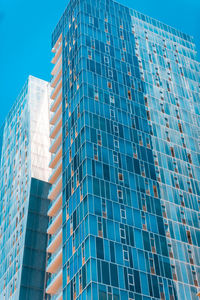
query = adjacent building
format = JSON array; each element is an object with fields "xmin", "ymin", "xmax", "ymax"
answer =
[
  {"xmin": 46, "ymin": 0, "xmax": 200, "ymax": 299},
  {"xmin": 0, "ymin": 76, "xmax": 51, "ymax": 299}
]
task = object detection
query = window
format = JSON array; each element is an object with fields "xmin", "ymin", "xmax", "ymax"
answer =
[
  {"xmin": 114, "ymin": 124, "xmax": 119, "ymax": 134},
  {"xmin": 192, "ymin": 269, "xmax": 198, "ymax": 286},
  {"xmin": 120, "ymin": 228, "xmax": 125, "ymax": 238},
  {"xmin": 139, "ymin": 135, "xmax": 143, "ymax": 146},
  {"xmin": 82, "ymin": 243, "xmax": 85, "ymax": 263},
  {"xmin": 89, "ymin": 16, "xmax": 94, "ymax": 25},
  {"xmin": 91, "ymin": 39, "xmax": 95, "ymax": 49},
  {"xmin": 110, "ymin": 95, "xmax": 115, "ymax": 104},
  {"xmin": 133, "ymin": 144, "xmax": 137, "ymax": 158},
  {"xmin": 108, "ymin": 69, "xmax": 113, "ymax": 78},
  {"xmin": 150, "ymin": 234, "xmax": 156, "ymax": 253},
  {"xmin": 128, "ymin": 274, "xmax": 134, "ymax": 285},
  {"xmin": 142, "ymin": 197, "xmax": 146, "ymax": 211},
  {"xmin": 104, "ymin": 56, "xmax": 109, "ymax": 64},
  {"xmin": 128, "ymin": 90, "xmax": 132, "ymax": 100},
  {"xmin": 110, "ymin": 109, "xmax": 115, "ymax": 118},
  {"xmin": 104, "ymin": 12, "xmax": 108, "ymax": 22},
  {"xmin": 181, "ymin": 137, "xmax": 186, "ymax": 147},
  {"xmin": 105, "ymin": 45, "xmax": 110, "ymax": 53},
  {"xmin": 97, "ymin": 131, "xmax": 101, "ymax": 145},
  {"xmin": 172, "ymin": 264, "xmax": 177, "ymax": 281},
  {"xmin": 131, "ymin": 79, "xmax": 135, "ymax": 89},
  {"xmin": 113, "ymin": 152, "xmax": 118, "ymax": 163},
  {"xmin": 94, "ymin": 145, "xmax": 98, "ymax": 160},
  {"xmin": 88, "ymin": 50, "xmax": 92, "ymax": 59},
  {"xmin": 76, "ymin": 169, "xmax": 79, "ymax": 186},
  {"xmin": 123, "ymin": 248, "xmax": 129, "ymax": 261},
  {"xmin": 122, "ymin": 41, "xmax": 126, "ymax": 52},
  {"xmin": 80, "ymin": 183, "xmax": 83, "ymax": 201},
  {"xmin": 127, "ymin": 65, "xmax": 131, "ymax": 76},
  {"xmin": 118, "ymin": 173, "xmax": 123, "ymax": 181},
  {"xmin": 178, "ymin": 123, "xmax": 183, "ymax": 133},
  {"xmin": 170, "ymin": 147, "xmax": 175, "ymax": 157},
  {"xmin": 106, "ymin": 35, "xmax": 110, "ymax": 45},
  {"xmin": 153, "ymin": 185, "xmax": 158, "ymax": 198},
  {"xmin": 168, "ymin": 242, "xmax": 173, "ymax": 258},
  {"xmin": 118, "ymin": 189, "xmax": 123, "ymax": 200},
  {"xmin": 121, "ymin": 208, "xmax": 126, "ymax": 219},
  {"xmin": 142, "ymin": 211, "xmax": 147, "ymax": 230},
  {"xmin": 98, "ymin": 217, "xmax": 103, "ymax": 237},
  {"xmin": 108, "ymin": 81, "xmax": 112, "ymax": 89},
  {"xmin": 102, "ymin": 199, "xmax": 106, "ymax": 217},
  {"xmin": 141, "ymin": 162, "xmax": 145, "ymax": 177},
  {"xmin": 149, "ymin": 257, "xmax": 155, "ymax": 274},
  {"xmin": 121, "ymin": 51, "xmax": 125, "ymax": 61},
  {"xmin": 114, "ymin": 139, "xmax": 119, "ymax": 149},
  {"xmin": 79, "ymin": 271, "xmax": 82, "ymax": 293},
  {"xmin": 70, "ymin": 217, "xmax": 73, "ymax": 235},
  {"xmin": 104, "ymin": 22, "xmax": 108, "ymax": 32},
  {"xmin": 187, "ymin": 230, "xmax": 192, "ymax": 244},
  {"xmin": 187, "ymin": 181, "xmax": 192, "ymax": 193},
  {"xmin": 73, "ymin": 233, "xmax": 75, "ymax": 253},
  {"xmin": 94, "ymin": 90, "xmax": 99, "ymax": 100},
  {"xmin": 187, "ymin": 153, "xmax": 192, "ymax": 164}
]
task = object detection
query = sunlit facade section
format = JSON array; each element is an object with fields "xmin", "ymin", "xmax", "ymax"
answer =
[
  {"xmin": 46, "ymin": 34, "xmax": 63, "ymax": 300},
  {"xmin": 0, "ymin": 76, "xmax": 51, "ymax": 299}
]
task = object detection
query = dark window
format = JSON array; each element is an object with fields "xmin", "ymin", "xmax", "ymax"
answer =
[
  {"xmin": 96, "ymin": 237, "xmax": 104, "ymax": 259},
  {"xmin": 110, "ymin": 263, "xmax": 119, "ymax": 287}
]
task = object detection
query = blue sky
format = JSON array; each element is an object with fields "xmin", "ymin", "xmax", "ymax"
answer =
[{"xmin": 0, "ymin": 0, "xmax": 199, "ymax": 125}]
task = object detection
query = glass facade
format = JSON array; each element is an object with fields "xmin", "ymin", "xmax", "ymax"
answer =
[
  {"xmin": 0, "ymin": 76, "xmax": 51, "ymax": 299},
  {"xmin": 19, "ymin": 178, "xmax": 50, "ymax": 299},
  {"xmin": 49, "ymin": 0, "xmax": 200, "ymax": 299}
]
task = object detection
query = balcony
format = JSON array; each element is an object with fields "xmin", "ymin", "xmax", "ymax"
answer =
[
  {"xmin": 50, "ymin": 101, "xmax": 62, "ymax": 125},
  {"xmin": 47, "ymin": 245, "xmax": 62, "ymax": 273},
  {"xmin": 49, "ymin": 128, "xmax": 62, "ymax": 154},
  {"xmin": 48, "ymin": 191, "xmax": 62, "ymax": 217},
  {"xmin": 51, "ymin": 290, "xmax": 62, "ymax": 300},
  {"xmin": 48, "ymin": 172, "xmax": 62, "ymax": 200},
  {"xmin": 47, "ymin": 207, "xmax": 62, "ymax": 235},
  {"xmin": 49, "ymin": 159, "xmax": 62, "ymax": 185},
  {"xmin": 51, "ymin": 64, "xmax": 62, "ymax": 88},
  {"xmin": 51, "ymin": 55, "xmax": 61, "ymax": 76},
  {"xmin": 46, "ymin": 267, "xmax": 62, "ymax": 295},
  {"xmin": 50, "ymin": 89, "xmax": 62, "ymax": 113},
  {"xmin": 51, "ymin": 77, "xmax": 62, "ymax": 100},
  {"xmin": 50, "ymin": 114, "xmax": 62, "ymax": 139},
  {"xmin": 47, "ymin": 227, "xmax": 62, "ymax": 253},
  {"xmin": 49, "ymin": 144, "xmax": 62, "ymax": 169},
  {"xmin": 51, "ymin": 42, "xmax": 62, "ymax": 64}
]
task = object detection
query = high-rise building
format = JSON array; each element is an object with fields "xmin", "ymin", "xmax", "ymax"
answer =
[
  {"xmin": 46, "ymin": 0, "xmax": 200, "ymax": 299},
  {"xmin": 0, "ymin": 76, "xmax": 51, "ymax": 299}
]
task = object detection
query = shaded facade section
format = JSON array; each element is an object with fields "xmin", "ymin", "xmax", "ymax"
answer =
[{"xmin": 19, "ymin": 178, "xmax": 50, "ymax": 300}]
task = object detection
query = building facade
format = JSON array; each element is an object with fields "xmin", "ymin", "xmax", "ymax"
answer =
[
  {"xmin": 0, "ymin": 76, "xmax": 51, "ymax": 299},
  {"xmin": 46, "ymin": 0, "xmax": 200, "ymax": 299}
]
